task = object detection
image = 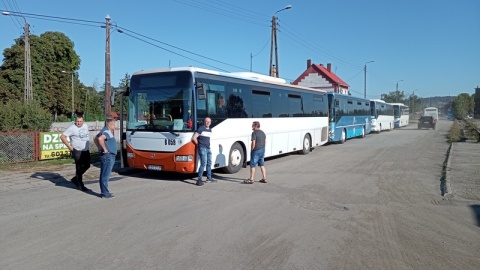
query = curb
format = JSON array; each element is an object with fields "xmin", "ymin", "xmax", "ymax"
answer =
[{"xmin": 441, "ymin": 142, "xmax": 453, "ymax": 196}]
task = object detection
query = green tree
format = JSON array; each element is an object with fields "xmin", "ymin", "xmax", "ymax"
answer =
[
  {"xmin": 112, "ymin": 73, "xmax": 130, "ymax": 117},
  {"xmin": 380, "ymin": 90, "xmax": 406, "ymax": 103},
  {"xmin": 0, "ymin": 100, "xmax": 51, "ymax": 131},
  {"xmin": 452, "ymin": 93, "xmax": 474, "ymax": 119},
  {"xmin": 0, "ymin": 32, "xmax": 80, "ymax": 119}
]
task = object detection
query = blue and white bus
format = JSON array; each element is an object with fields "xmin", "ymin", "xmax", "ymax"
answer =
[
  {"xmin": 389, "ymin": 103, "xmax": 409, "ymax": 128},
  {"xmin": 370, "ymin": 99, "xmax": 394, "ymax": 132},
  {"xmin": 121, "ymin": 67, "xmax": 330, "ymax": 174},
  {"xmin": 327, "ymin": 93, "xmax": 372, "ymax": 143}
]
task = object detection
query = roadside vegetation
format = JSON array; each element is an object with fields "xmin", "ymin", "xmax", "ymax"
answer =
[
  {"xmin": 448, "ymin": 119, "xmax": 480, "ymax": 142},
  {"xmin": 447, "ymin": 120, "xmax": 463, "ymax": 142}
]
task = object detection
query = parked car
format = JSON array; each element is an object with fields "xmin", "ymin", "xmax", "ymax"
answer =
[{"xmin": 418, "ymin": 116, "xmax": 436, "ymax": 130}]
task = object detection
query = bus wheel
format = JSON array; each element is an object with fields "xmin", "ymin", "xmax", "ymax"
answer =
[
  {"xmin": 339, "ymin": 129, "xmax": 346, "ymax": 144},
  {"xmin": 361, "ymin": 127, "xmax": 366, "ymax": 138},
  {"xmin": 299, "ymin": 134, "xmax": 311, "ymax": 155},
  {"xmin": 224, "ymin": 142, "xmax": 244, "ymax": 174}
]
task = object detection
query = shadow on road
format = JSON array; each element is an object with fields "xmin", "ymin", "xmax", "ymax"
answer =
[{"xmin": 30, "ymin": 172, "xmax": 101, "ymax": 197}]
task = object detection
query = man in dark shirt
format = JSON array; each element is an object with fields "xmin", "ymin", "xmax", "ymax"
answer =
[
  {"xmin": 192, "ymin": 117, "xmax": 217, "ymax": 186},
  {"xmin": 246, "ymin": 121, "xmax": 267, "ymax": 184}
]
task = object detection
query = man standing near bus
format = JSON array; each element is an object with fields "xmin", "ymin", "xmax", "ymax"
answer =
[
  {"xmin": 60, "ymin": 113, "xmax": 91, "ymax": 192},
  {"xmin": 94, "ymin": 118, "xmax": 117, "ymax": 199},
  {"xmin": 245, "ymin": 121, "xmax": 267, "ymax": 184},
  {"xmin": 192, "ymin": 117, "xmax": 216, "ymax": 186}
]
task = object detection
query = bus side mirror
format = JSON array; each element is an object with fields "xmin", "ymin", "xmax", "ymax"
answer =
[{"xmin": 196, "ymin": 82, "xmax": 205, "ymax": 100}]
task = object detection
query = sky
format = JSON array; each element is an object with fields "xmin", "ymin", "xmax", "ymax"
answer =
[{"xmin": 1, "ymin": 0, "xmax": 479, "ymax": 99}]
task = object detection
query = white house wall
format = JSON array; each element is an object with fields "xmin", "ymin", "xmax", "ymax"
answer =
[{"xmin": 297, "ymin": 73, "xmax": 348, "ymax": 95}]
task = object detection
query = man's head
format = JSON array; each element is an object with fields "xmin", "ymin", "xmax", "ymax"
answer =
[
  {"xmin": 204, "ymin": 117, "xmax": 211, "ymax": 128},
  {"xmin": 106, "ymin": 118, "xmax": 116, "ymax": 131},
  {"xmin": 74, "ymin": 113, "xmax": 85, "ymax": 128},
  {"xmin": 252, "ymin": 121, "xmax": 260, "ymax": 130}
]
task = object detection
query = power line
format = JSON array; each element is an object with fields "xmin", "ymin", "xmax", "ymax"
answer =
[
  {"xmin": 171, "ymin": 0, "xmax": 269, "ymax": 27},
  {"xmin": 120, "ymin": 31, "xmax": 230, "ymax": 72},
  {"xmin": 117, "ymin": 26, "xmax": 249, "ymax": 71}
]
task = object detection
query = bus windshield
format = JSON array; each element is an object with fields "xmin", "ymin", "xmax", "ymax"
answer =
[{"xmin": 127, "ymin": 71, "xmax": 194, "ymax": 132}]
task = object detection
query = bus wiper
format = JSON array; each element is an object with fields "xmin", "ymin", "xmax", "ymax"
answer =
[{"xmin": 130, "ymin": 124, "xmax": 155, "ymax": 135}]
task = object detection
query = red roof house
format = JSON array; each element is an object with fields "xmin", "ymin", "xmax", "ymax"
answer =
[{"xmin": 292, "ymin": 59, "xmax": 349, "ymax": 94}]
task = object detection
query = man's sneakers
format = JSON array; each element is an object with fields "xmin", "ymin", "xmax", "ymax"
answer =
[
  {"xmin": 80, "ymin": 186, "xmax": 91, "ymax": 192},
  {"xmin": 70, "ymin": 176, "xmax": 80, "ymax": 189},
  {"xmin": 196, "ymin": 179, "xmax": 217, "ymax": 186},
  {"xmin": 102, "ymin": 193, "xmax": 115, "ymax": 199},
  {"xmin": 205, "ymin": 179, "xmax": 217, "ymax": 183}
]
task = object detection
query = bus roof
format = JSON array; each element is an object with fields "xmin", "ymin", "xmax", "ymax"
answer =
[
  {"xmin": 131, "ymin": 66, "xmax": 327, "ymax": 94},
  {"xmin": 388, "ymin": 103, "xmax": 408, "ymax": 107},
  {"xmin": 370, "ymin": 99, "xmax": 387, "ymax": 103}
]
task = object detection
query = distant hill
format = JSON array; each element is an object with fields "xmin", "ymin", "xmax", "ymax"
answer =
[{"xmin": 420, "ymin": 96, "xmax": 454, "ymax": 113}]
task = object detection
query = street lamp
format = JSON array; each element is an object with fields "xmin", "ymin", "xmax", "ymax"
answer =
[
  {"xmin": 2, "ymin": 11, "xmax": 32, "ymax": 102},
  {"xmin": 363, "ymin": 60, "xmax": 375, "ymax": 99},
  {"xmin": 269, "ymin": 5, "xmax": 292, "ymax": 77},
  {"xmin": 396, "ymin": 80, "xmax": 404, "ymax": 102},
  {"xmin": 62, "ymin": 70, "xmax": 75, "ymax": 120}
]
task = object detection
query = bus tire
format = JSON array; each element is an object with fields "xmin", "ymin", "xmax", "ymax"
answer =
[
  {"xmin": 299, "ymin": 134, "xmax": 311, "ymax": 155},
  {"xmin": 223, "ymin": 142, "xmax": 244, "ymax": 174},
  {"xmin": 339, "ymin": 129, "xmax": 346, "ymax": 144}
]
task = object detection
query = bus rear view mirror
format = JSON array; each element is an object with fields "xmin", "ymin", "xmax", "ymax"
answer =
[{"xmin": 196, "ymin": 82, "xmax": 206, "ymax": 100}]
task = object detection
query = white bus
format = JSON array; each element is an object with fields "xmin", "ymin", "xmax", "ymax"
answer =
[
  {"xmin": 424, "ymin": 107, "xmax": 438, "ymax": 121},
  {"xmin": 389, "ymin": 103, "xmax": 409, "ymax": 128},
  {"xmin": 370, "ymin": 99, "xmax": 394, "ymax": 132},
  {"xmin": 120, "ymin": 67, "xmax": 329, "ymax": 174}
]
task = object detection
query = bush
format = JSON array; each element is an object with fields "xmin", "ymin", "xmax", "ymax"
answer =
[
  {"xmin": 0, "ymin": 101, "xmax": 52, "ymax": 132},
  {"xmin": 448, "ymin": 120, "xmax": 463, "ymax": 142},
  {"xmin": 56, "ymin": 114, "xmax": 71, "ymax": 122}
]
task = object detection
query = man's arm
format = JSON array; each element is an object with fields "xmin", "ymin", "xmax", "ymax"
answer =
[
  {"xmin": 60, "ymin": 134, "xmax": 73, "ymax": 151},
  {"xmin": 251, "ymin": 140, "xmax": 256, "ymax": 151},
  {"xmin": 191, "ymin": 133, "xmax": 199, "ymax": 145},
  {"xmin": 97, "ymin": 134, "xmax": 108, "ymax": 153}
]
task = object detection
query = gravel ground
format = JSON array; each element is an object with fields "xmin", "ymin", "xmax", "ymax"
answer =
[{"xmin": 1, "ymin": 119, "xmax": 479, "ymax": 270}]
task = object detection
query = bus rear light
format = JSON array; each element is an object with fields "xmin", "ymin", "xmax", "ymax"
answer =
[
  {"xmin": 127, "ymin": 152, "xmax": 134, "ymax": 158},
  {"xmin": 175, "ymin": 155, "xmax": 193, "ymax": 162}
]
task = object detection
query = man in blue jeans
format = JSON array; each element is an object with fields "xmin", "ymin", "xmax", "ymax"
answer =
[
  {"xmin": 94, "ymin": 118, "xmax": 117, "ymax": 198},
  {"xmin": 245, "ymin": 121, "xmax": 267, "ymax": 184},
  {"xmin": 192, "ymin": 117, "xmax": 217, "ymax": 186}
]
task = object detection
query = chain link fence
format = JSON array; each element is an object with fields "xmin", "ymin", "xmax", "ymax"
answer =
[{"xmin": 0, "ymin": 132, "xmax": 39, "ymax": 163}]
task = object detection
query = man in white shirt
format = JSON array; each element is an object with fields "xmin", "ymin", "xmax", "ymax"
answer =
[{"xmin": 60, "ymin": 113, "xmax": 91, "ymax": 192}]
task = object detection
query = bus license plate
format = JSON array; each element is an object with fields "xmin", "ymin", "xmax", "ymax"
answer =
[{"xmin": 147, "ymin": 165, "xmax": 162, "ymax": 171}]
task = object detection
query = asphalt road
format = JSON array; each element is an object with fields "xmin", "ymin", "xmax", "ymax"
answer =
[{"xmin": 1, "ymin": 120, "xmax": 479, "ymax": 270}]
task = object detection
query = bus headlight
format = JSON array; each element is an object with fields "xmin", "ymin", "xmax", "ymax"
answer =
[
  {"xmin": 175, "ymin": 155, "xmax": 193, "ymax": 162},
  {"xmin": 127, "ymin": 152, "xmax": 134, "ymax": 158}
]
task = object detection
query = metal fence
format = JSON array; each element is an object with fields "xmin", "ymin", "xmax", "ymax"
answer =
[
  {"xmin": 0, "ymin": 132, "xmax": 39, "ymax": 163},
  {"xmin": 0, "ymin": 121, "xmax": 125, "ymax": 164}
]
